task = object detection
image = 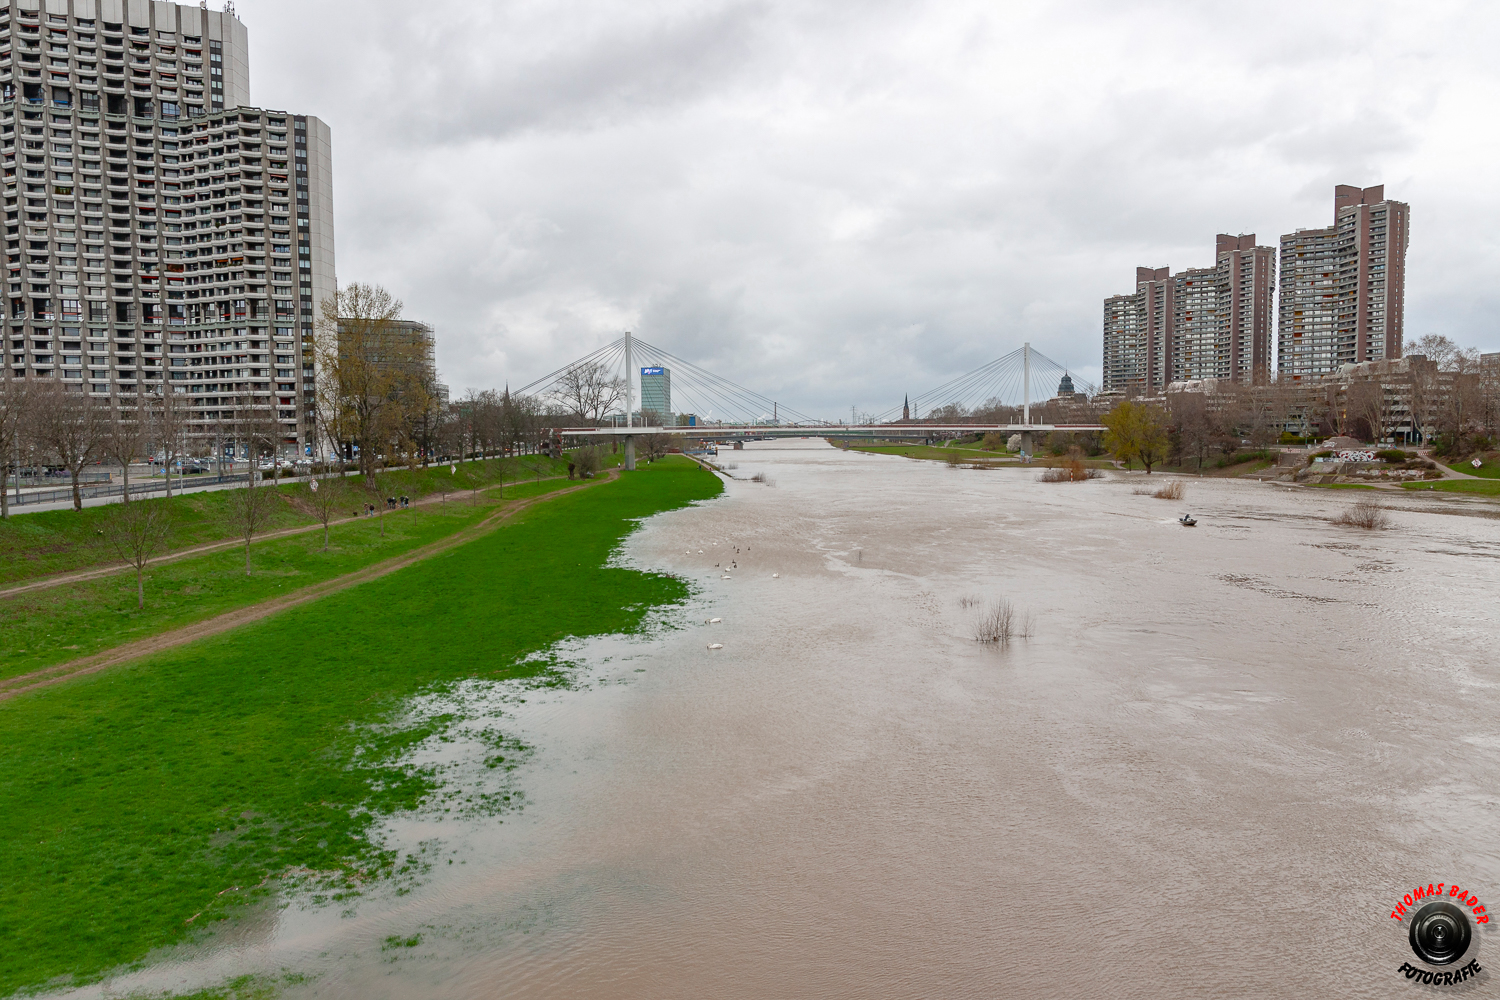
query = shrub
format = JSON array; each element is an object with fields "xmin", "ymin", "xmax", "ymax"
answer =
[
  {"xmin": 1376, "ymin": 449, "xmax": 1408, "ymax": 463},
  {"xmin": 944, "ymin": 450, "xmax": 966, "ymax": 467},
  {"xmin": 1037, "ymin": 447, "xmax": 1101, "ymax": 483},
  {"xmin": 1334, "ymin": 497, "xmax": 1390, "ymax": 530},
  {"xmin": 1153, "ymin": 480, "xmax": 1184, "ymax": 500},
  {"xmin": 974, "ymin": 598, "xmax": 1034, "ymax": 644}
]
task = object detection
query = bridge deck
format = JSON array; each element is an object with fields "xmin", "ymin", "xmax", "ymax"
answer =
[{"xmin": 554, "ymin": 423, "xmax": 1105, "ymax": 439}]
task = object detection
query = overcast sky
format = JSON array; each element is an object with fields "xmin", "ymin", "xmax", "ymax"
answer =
[{"xmin": 235, "ymin": 0, "xmax": 1500, "ymax": 417}]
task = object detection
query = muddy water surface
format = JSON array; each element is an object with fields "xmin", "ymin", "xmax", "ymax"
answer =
[{"xmin": 81, "ymin": 440, "xmax": 1500, "ymax": 998}]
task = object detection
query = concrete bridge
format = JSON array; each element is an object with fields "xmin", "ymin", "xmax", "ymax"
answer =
[{"xmin": 554, "ymin": 423, "xmax": 1107, "ymax": 470}]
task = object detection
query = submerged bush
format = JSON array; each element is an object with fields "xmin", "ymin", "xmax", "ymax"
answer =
[{"xmin": 1334, "ymin": 497, "xmax": 1390, "ymax": 530}]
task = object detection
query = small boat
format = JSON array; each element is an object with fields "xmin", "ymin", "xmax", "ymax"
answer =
[{"xmin": 1179, "ymin": 514, "xmax": 1197, "ymax": 527}]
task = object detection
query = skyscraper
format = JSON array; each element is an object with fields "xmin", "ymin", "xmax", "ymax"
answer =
[
  {"xmin": 1, "ymin": 0, "xmax": 335, "ymax": 459},
  {"xmin": 1101, "ymin": 234, "xmax": 1275, "ymax": 393},
  {"xmin": 1102, "ymin": 265, "xmax": 1170, "ymax": 394},
  {"xmin": 1215, "ymin": 233, "xmax": 1275, "ymax": 384},
  {"xmin": 640, "ymin": 365, "xmax": 669, "ymax": 421},
  {"xmin": 1277, "ymin": 184, "xmax": 1410, "ymax": 380}
]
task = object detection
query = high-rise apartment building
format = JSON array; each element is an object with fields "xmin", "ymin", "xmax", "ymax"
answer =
[
  {"xmin": 1215, "ymin": 233, "xmax": 1275, "ymax": 384},
  {"xmin": 1172, "ymin": 265, "xmax": 1217, "ymax": 383},
  {"xmin": 1, "ymin": 0, "xmax": 335, "ymax": 459},
  {"xmin": 1277, "ymin": 184, "xmax": 1409, "ymax": 380},
  {"xmin": 1101, "ymin": 234, "xmax": 1275, "ymax": 393},
  {"xmin": 1101, "ymin": 266, "xmax": 1170, "ymax": 394},
  {"xmin": 640, "ymin": 365, "xmax": 670, "ymax": 420}
]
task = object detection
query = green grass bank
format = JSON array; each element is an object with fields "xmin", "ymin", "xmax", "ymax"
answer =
[
  {"xmin": 0, "ymin": 476, "xmax": 577, "ymax": 684},
  {"xmin": 0, "ymin": 457, "xmax": 721, "ymax": 995},
  {"xmin": 1401, "ymin": 478, "xmax": 1500, "ymax": 496},
  {"xmin": 0, "ymin": 455, "xmax": 571, "ymax": 587}
]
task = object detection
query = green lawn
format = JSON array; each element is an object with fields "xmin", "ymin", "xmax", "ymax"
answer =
[
  {"xmin": 0, "ymin": 457, "xmax": 721, "ymax": 995},
  {"xmin": 1445, "ymin": 454, "xmax": 1500, "ymax": 479},
  {"xmin": 0, "ymin": 476, "xmax": 579, "ymax": 684},
  {"xmin": 1402, "ymin": 478, "xmax": 1500, "ymax": 496},
  {"xmin": 0, "ymin": 455, "xmax": 572, "ymax": 587}
]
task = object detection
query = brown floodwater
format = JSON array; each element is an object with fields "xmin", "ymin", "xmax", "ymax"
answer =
[{"xmin": 76, "ymin": 440, "xmax": 1500, "ymax": 998}]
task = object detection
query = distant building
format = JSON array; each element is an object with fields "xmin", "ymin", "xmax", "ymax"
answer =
[
  {"xmin": 677, "ymin": 412, "xmax": 698, "ymax": 427},
  {"xmin": 640, "ymin": 366, "xmax": 670, "ymax": 422},
  {"xmin": 1278, "ymin": 185, "xmax": 1410, "ymax": 380},
  {"xmin": 336, "ymin": 318, "xmax": 438, "ymax": 392},
  {"xmin": 1102, "ymin": 234, "xmax": 1276, "ymax": 394},
  {"xmin": 902, "ymin": 394, "xmax": 910, "ymax": 421}
]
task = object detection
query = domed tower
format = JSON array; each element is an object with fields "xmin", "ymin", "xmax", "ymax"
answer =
[{"xmin": 1057, "ymin": 372, "xmax": 1076, "ymax": 397}]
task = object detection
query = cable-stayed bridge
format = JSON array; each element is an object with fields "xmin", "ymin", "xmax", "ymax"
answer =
[{"xmin": 515, "ymin": 333, "xmax": 1105, "ymax": 468}]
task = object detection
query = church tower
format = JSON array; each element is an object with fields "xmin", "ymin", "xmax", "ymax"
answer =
[{"xmin": 902, "ymin": 394, "xmax": 910, "ymax": 421}]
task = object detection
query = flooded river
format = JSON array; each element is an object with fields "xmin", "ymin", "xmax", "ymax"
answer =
[{"xmin": 86, "ymin": 440, "xmax": 1500, "ymax": 998}]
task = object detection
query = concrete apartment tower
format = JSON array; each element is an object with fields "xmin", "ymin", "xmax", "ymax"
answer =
[
  {"xmin": 1215, "ymin": 234, "xmax": 1275, "ymax": 384},
  {"xmin": 1101, "ymin": 234, "xmax": 1275, "ymax": 393},
  {"xmin": 1, "ymin": 0, "xmax": 335, "ymax": 460},
  {"xmin": 1102, "ymin": 266, "xmax": 1171, "ymax": 394},
  {"xmin": 1277, "ymin": 184, "xmax": 1409, "ymax": 380}
]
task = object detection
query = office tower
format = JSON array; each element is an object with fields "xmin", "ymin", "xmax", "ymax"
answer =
[
  {"xmin": 1215, "ymin": 233, "xmax": 1275, "ymax": 383},
  {"xmin": 1102, "ymin": 234, "xmax": 1276, "ymax": 393},
  {"xmin": 1277, "ymin": 184, "xmax": 1410, "ymax": 380},
  {"xmin": 640, "ymin": 365, "xmax": 669, "ymax": 420},
  {"xmin": 1, "ymin": 0, "xmax": 335, "ymax": 460}
]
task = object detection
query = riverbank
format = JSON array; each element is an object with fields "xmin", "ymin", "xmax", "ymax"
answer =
[
  {"xmin": 0, "ymin": 456, "xmax": 576, "ymax": 587},
  {"xmin": 0, "ymin": 457, "xmax": 721, "ymax": 996}
]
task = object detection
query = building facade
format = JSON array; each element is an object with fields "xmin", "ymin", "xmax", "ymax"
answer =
[
  {"xmin": 1102, "ymin": 266, "xmax": 1170, "ymax": 394},
  {"xmin": 1102, "ymin": 235, "xmax": 1274, "ymax": 393},
  {"xmin": 1277, "ymin": 184, "xmax": 1410, "ymax": 380},
  {"xmin": 640, "ymin": 365, "xmax": 669, "ymax": 420},
  {"xmin": 1215, "ymin": 233, "xmax": 1275, "ymax": 383},
  {"xmin": 1, "ymin": 0, "xmax": 334, "ymax": 459}
]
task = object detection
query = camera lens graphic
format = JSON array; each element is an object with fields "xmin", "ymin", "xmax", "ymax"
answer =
[{"xmin": 1409, "ymin": 901, "xmax": 1473, "ymax": 966}]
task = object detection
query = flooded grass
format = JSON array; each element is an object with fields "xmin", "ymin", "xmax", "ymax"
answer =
[{"xmin": 0, "ymin": 458, "xmax": 722, "ymax": 995}]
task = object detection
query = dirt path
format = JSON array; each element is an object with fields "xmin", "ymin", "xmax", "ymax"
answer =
[
  {"xmin": 0, "ymin": 471, "xmax": 618, "ymax": 704},
  {"xmin": 0, "ymin": 473, "xmax": 566, "ymax": 601}
]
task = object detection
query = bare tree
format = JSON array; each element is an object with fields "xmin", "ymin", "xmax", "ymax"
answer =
[
  {"xmin": 307, "ymin": 474, "xmax": 347, "ymax": 551},
  {"xmin": 228, "ymin": 476, "xmax": 279, "ymax": 575},
  {"xmin": 31, "ymin": 382, "xmax": 107, "ymax": 511},
  {"xmin": 364, "ymin": 469, "xmax": 390, "ymax": 536},
  {"xmin": 553, "ymin": 361, "xmax": 626, "ymax": 423},
  {"xmin": 316, "ymin": 283, "xmax": 419, "ymax": 477},
  {"xmin": 104, "ymin": 498, "xmax": 172, "ymax": 609},
  {"xmin": 149, "ymin": 389, "xmax": 189, "ymax": 499},
  {"xmin": 0, "ymin": 376, "xmax": 35, "ymax": 519},
  {"xmin": 101, "ymin": 398, "xmax": 150, "ymax": 502},
  {"xmin": 1168, "ymin": 390, "xmax": 1212, "ymax": 472},
  {"xmin": 1345, "ymin": 379, "xmax": 1385, "ymax": 443}
]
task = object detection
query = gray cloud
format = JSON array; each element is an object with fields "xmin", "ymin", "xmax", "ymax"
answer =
[{"xmin": 236, "ymin": 0, "xmax": 1500, "ymax": 414}]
